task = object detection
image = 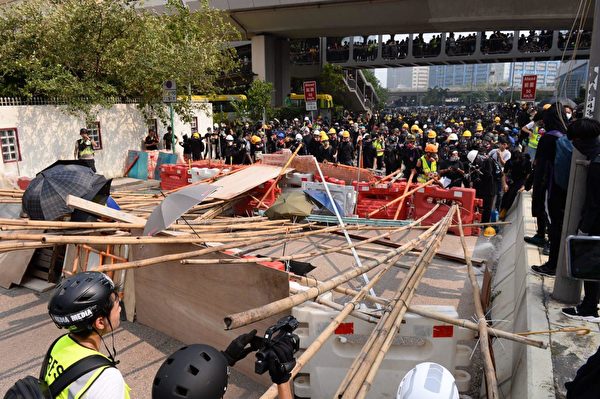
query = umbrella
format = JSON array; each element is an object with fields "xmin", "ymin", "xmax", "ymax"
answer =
[
  {"xmin": 143, "ymin": 184, "xmax": 217, "ymax": 236},
  {"xmin": 538, "ymin": 97, "xmax": 577, "ymax": 109},
  {"xmin": 288, "ymin": 260, "xmax": 316, "ymax": 276},
  {"xmin": 22, "ymin": 160, "xmax": 111, "ymax": 221},
  {"xmin": 264, "ymin": 191, "xmax": 314, "ymax": 220},
  {"xmin": 303, "ymin": 189, "xmax": 345, "ymax": 217}
]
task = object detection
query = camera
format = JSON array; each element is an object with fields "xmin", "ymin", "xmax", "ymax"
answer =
[{"xmin": 254, "ymin": 315, "xmax": 300, "ymax": 375}]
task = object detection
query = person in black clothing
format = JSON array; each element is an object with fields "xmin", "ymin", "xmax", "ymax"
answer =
[
  {"xmin": 320, "ymin": 136, "xmax": 336, "ymax": 163},
  {"xmin": 179, "ymin": 134, "xmax": 192, "ymax": 161},
  {"xmin": 525, "ymin": 105, "xmax": 567, "ymax": 251},
  {"xmin": 290, "ymin": 133, "xmax": 308, "ymax": 155},
  {"xmin": 308, "ymin": 131, "xmax": 323, "ymax": 162},
  {"xmin": 561, "ymin": 118, "xmax": 600, "ymax": 322},
  {"xmin": 399, "ymin": 134, "xmax": 420, "ymax": 179},
  {"xmin": 362, "ymin": 134, "xmax": 376, "ymax": 169},
  {"xmin": 438, "ymin": 150, "xmax": 467, "ymax": 188},
  {"xmin": 467, "ymin": 149, "xmax": 498, "ymax": 224},
  {"xmin": 163, "ymin": 126, "xmax": 177, "ymax": 151},
  {"xmin": 499, "ymin": 150, "xmax": 531, "ymax": 219},
  {"xmin": 337, "ymin": 131, "xmax": 354, "ymax": 166},
  {"xmin": 189, "ymin": 132, "xmax": 205, "ymax": 161},
  {"xmin": 222, "ymin": 135, "xmax": 238, "ymax": 165},
  {"xmin": 144, "ymin": 129, "xmax": 159, "ymax": 150},
  {"xmin": 384, "ymin": 135, "xmax": 400, "ymax": 174}
]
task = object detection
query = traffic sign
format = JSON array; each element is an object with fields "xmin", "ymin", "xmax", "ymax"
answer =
[
  {"xmin": 303, "ymin": 81, "xmax": 317, "ymax": 102},
  {"xmin": 521, "ymin": 75, "xmax": 537, "ymax": 101},
  {"xmin": 306, "ymin": 101, "xmax": 318, "ymax": 111},
  {"xmin": 163, "ymin": 80, "xmax": 177, "ymax": 103}
]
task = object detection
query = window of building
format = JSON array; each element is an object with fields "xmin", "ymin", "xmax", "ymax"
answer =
[
  {"xmin": 191, "ymin": 117, "xmax": 198, "ymax": 133},
  {"xmin": 86, "ymin": 122, "xmax": 102, "ymax": 150},
  {"xmin": 0, "ymin": 128, "xmax": 22, "ymax": 163}
]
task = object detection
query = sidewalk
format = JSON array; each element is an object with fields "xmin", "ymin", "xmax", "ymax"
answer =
[{"xmin": 521, "ymin": 193, "xmax": 600, "ymax": 398}]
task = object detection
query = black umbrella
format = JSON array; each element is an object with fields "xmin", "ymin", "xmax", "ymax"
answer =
[
  {"xmin": 22, "ymin": 160, "xmax": 111, "ymax": 221},
  {"xmin": 538, "ymin": 97, "xmax": 577, "ymax": 109}
]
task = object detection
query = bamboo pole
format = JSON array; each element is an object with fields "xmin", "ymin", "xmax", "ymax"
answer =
[
  {"xmin": 376, "ymin": 168, "xmax": 402, "ymax": 183},
  {"xmin": 0, "ymin": 242, "xmax": 54, "ymax": 252},
  {"xmin": 256, "ymin": 143, "xmax": 302, "ymax": 209},
  {"xmin": 367, "ymin": 179, "xmax": 434, "ymax": 218},
  {"xmin": 456, "ymin": 207, "xmax": 499, "ymax": 399},
  {"xmin": 393, "ymin": 170, "xmax": 415, "ymax": 220},
  {"xmin": 412, "ymin": 221, "xmax": 511, "ymax": 230},
  {"xmin": 183, "ymin": 205, "xmax": 440, "ymax": 266},
  {"xmin": 336, "ymin": 207, "xmax": 455, "ymax": 398},
  {"xmin": 223, "ymin": 221, "xmax": 441, "ymax": 330}
]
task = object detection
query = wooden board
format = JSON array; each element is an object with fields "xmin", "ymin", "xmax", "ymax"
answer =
[
  {"xmin": 0, "ymin": 249, "xmax": 36, "ymax": 289},
  {"xmin": 132, "ymin": 242, "xmax": 289, "ymax": 385},
  {"xmin": 207, "ymin": 164, "xmax": 293, "ymax": 200}
]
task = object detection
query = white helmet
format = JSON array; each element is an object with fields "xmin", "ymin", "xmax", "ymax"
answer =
[
  {"xmin": 225, "ymin": 134, "xmax": 234, "ymax": 141},
  {"xmin": 304, "ymin": 116, "xmax": 310, "ymax": 121},
  {"xmin": 313, "ymin": 129, "xmax": 321, "ymax": 136},
  {"xmin": 295, "ymin": 133, "xmax": 303, "ymax": 141},
  {"xmin": 397, "ymin": 363, "xmax": 459, "ymax": 399},
  {"xmin": 444, "ymin": 127, "xmax": 453, "ymax": 134},
  {"xmin": 214, "ymin": 123, "xmax": 219, "ymax": 129},
  {"xmin": 448, "ymin": 133, "xmax": 458, "ymax": 141},
  {"xmin": 467, "ymin": 149, "xmax": 479, "ymax": 164}
]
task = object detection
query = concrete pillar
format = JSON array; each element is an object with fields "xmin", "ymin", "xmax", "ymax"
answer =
[
  {"xmin": 552, "ymin": 151, "xmax": 585, "ymax": 303},
  {"xmin": 584, "ymin": 0, "xmax": 600, "ymax": 121},
  {"xmin": 251, "ymin": 35, "xmax": 291, "ymax": 106}
]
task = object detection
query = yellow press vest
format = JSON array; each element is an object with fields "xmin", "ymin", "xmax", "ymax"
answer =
[
  {"xmin": 528, "ymin": 127, "xmax": 539, "ymax": 150},
  {"xmin": 418, "ymin": 155, "xmax": 437, "ymax": 183},
  {"xmin": 44, "ymin": 335, "xmax": 131, "ymax": 399},
  {"xmin": 373, "ymin": 140, "xmax": 384, "ymax": 157}
]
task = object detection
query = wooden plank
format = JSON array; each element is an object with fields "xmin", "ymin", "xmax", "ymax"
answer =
[
  {"xmin": 207, "ymin": 164, "xmax": 293, "ymax": 200},
  {"xmin": 0, "ymin": 228, "xmax": 44, "ymax": 289},
  {"xmin": 66, "ymin": 195, "xmax": 147, "ymax": 224},
  {"xmin": 123, "ymin": 269, "xmax": 136, "ymax": 322},
  {"xmin": 132, "ymin": 242, "xmax": 289, "ymax": 386},
  {"xmin": 19, "ymin": 276, "xmax": 56, "ymax": 292}
]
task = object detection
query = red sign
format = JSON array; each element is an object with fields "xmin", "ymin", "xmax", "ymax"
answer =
[
  {"xmin": 303, "ymin": 81, "xmax": 317, "ymax": 102},
  {"xmin": 521, "ymin": 75, "xmax": 538, "ymax": 101}
]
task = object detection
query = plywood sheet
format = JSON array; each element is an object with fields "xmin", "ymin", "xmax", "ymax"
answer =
[
  {"xmin": 0, "ymin": 249, "xmax": 36, "ymax": 289},
  {"xmin": 207, "ymin": 164, "xmax": 293, "ymax": 200},
  {"xmin": 132, "ymin": 243, "xmax": 289, "ymax": 385}
]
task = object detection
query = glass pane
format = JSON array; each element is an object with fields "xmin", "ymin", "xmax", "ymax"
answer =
[{"xmin": 446, "ymin": 32, "xmax": 477, "ymax": 56}]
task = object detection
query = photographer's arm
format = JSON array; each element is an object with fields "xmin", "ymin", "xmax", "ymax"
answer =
[{"xmin": 277, "ymin": 382, "xmax": 294, "ymax": 399}]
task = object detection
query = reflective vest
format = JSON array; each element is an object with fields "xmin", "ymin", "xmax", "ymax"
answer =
[
  {"xmin": 528, "ymin": 127, "xmax": 539, "ymax": 150},
  {"xmin": 44, "ymin": 335, "xmax": 131, "ymax": 399},
  {"xmin": 418, "ymin": 155, "xmax": 437, "ymax": 183},
  {"xmin": 373, "ymin": 140, "xmax": 384, "ymax": 157},
  {"xmin": 77, "ymin": 139, "xmax": 95, "ymax": 158}
]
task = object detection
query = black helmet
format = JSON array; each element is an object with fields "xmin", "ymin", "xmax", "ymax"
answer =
[
  {"xmin": 152, "ymin": 344, "xmax": 229, "ymax": 399},
  {"xmin": 48, "ymin": 271, "xmax": 115, "ymax": 333}
]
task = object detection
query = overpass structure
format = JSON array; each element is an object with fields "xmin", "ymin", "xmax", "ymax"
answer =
[{"xmin": 142, "ymin": 0, "xmax": 599, "ymax": 116}]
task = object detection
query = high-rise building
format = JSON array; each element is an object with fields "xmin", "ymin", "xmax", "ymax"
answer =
[
  {"xmin": 387, "ymin": 67, "xmax": 429, "ymax": 90},
  {"xmin": 508, "ymin": 61, "xmax": 561, "ymax": 89},
  {"xmin": 556, "ymin": 60, "xmax": 588, "ymax": 99},
  {"xmin": 428, "ymin": 64, "xmax": 509, "ymax": 88}
]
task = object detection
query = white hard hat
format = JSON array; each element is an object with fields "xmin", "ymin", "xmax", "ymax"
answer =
[
  {"xmin": 467, "ymin": 149, "xmax": 479, "ymax": 164},
  {"xmin": 295, "ymin": 133, "xmax": 303, "ymax": 141},
  {"xmin": 293, "ymin": 118, "xmax": 299, "ymax": 122},
  {"xmin": 423, "ymin": 124, "xmax": 428, "ymax": 129},
  {"xmin": 445, "ymin": 127, "xmax": 453, "ymax": 134},
  {"xmin": 304, "ymin": 116, "xmax": 310, "ymax": 121},
  {"xmin": 214, "ymin": 123, "xmax": 219, "ymax": 129},
  {"xmin": 448, "ymin": 133, "xmax": 458, "ymax": 141},
  {"xmin": 313, "ymin": 130, "xmax": 320, "ymax": 135},
  {"xmin": 397, "ymin": 363, "xmax": 459, "ymax": 399},
  {"xmin": 225, "ymin": 134, "xmax": 234, "ymax": 141}
]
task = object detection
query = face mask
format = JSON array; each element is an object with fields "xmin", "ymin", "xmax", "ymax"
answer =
[
  {"xmin": 566, "ymin": 113, "xmax": 572, "ymax": 120},
  {"xmin": 450, "ymin": 156, "xmax": 459, "ymax": 162}
]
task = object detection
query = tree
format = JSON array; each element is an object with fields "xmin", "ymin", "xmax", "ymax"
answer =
[
  {"xmin": 361, "ymin": 69, "xmax": 389, "ymax": 108},
  {"xmin": 232, "ymin": 79, "xmax": 273, "ymax": 122},
  {"xmin": 319, "ymin": 63, "xmax": 349, "ymax": 108},
  {"xmin": 422, "ymin": 87, "xmax": 449, "ymax": 105},
  {"xmin": 0, "ymin": 0, "xmax": 240, "ymax": 121}
]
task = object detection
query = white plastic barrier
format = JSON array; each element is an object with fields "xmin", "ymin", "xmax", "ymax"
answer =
[
  {"xmin": 189, "ymin": 167, "xmax": 227, "ymax": 183},
  {"xmin": 286, "ymin": 172, "xmax": 314, "ymax": 187},
  {"xmin": 292, "ymin": 300, "xmax": 473, "ymax": 398},
  {"xmin": 301, "ymin": 181, "xmax": 357, "ymax": 217}
]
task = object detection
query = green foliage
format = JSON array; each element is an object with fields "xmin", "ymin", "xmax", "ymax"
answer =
[
  {"xmin": 319, "ymin": 63, "xmax": 349, "ymax": 108},
  {"xmin": 272, "ymin": 106, "xmax": 305, "ymax": 122},
  {"xmin": 361, "ymin": 69, "xmax": 389, "ymax": 107},
  {"xmin": 246, "ymin": 79, "xmax": 274, "ymax": 121},
  {"xmin": 422, "ymin": 87, "xmax": 450, "ymax": 105},
  {"xmin": 0, "ymin": 0, "xmax": 240, "ymax": 121}
]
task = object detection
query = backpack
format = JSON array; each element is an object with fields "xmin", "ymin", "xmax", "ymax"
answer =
[
  {"xmin": 489, "ymin": 157, "xmax": 503, "ymax": 181},
  {"xmin": 4, "ymin": 336, "xmax": 115, "ymax": 399}
]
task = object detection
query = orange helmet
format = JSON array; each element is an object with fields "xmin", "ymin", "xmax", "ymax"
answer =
[{"xmin": 425, "ymin": 143, "xmax": 438, "ymax": 153}]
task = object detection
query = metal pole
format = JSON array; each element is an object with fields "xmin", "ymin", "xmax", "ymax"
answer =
[
  {"xmin": 509, "ymin": 62, "xmax": 516, "ymax": 103},
  {"xmin": 313, "ymin": 158, "xmax": 381, "ymax": 308},
  {"xmin": 584, "ymin": 0, "xmax": 600, "ymax": 121},
  {"xmin": 170, "ymin": 104, "xmax": 176, "ymax": 154}
]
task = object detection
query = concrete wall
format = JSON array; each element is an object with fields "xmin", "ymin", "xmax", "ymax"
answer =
[
  {"xmin": 491, "ymin": 193, "xmax": 554, "ymax": 398},
  {"xmin": 0, "ymin": 102, "xmax": 212, "ymax": 184}
]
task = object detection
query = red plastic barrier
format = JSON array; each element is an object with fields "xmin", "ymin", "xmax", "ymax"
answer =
[
  {"xmin": 17, "ymin": 177, "xmax": 32, "ymax": 190},
  {"xmin": 232, "ymin": 179, "xmax": 282, "ymax": 216},
  {"xmin": 223, "ymin": 250, "xmax": 285, "ymax": 271},
  {"xmin": 159, "ymin": 164, "xmax": 191, "ymax": 190},
  {"xmin": 314, "ymin": 175, "xmax": 346, "ymax": 185},
  {"xmin": 352, "ymin": 180, "xmax": 416, "ymax": 220},
  {"xmin": 413, "ymin": 186, "xmax": 482, "ymax": 235}
]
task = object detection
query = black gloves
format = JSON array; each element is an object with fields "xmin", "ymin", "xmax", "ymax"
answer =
[
  {"xmin": 266, "ymin": 334, "xmax": 298, "ymax": 385},
  {"xmin": 222, "ymin": 329, "xmax": 259, "ymax": 367}
]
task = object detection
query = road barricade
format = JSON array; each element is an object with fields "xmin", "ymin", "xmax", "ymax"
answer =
[
  {"xmin": 352, "ymin": 180, "xmax": 415, "ymax": 220},
  {"xmin": 301, "ymin": 181, "xmax": 357, "ymax": 217},
  {"xmin": 413, "ymin": 186, "xmax": 482, "ymax": 235},
  {"xmin": 292, "ymin": 297, "xmax": 473, "ymax": 398},
  {"xmin": 232, "ymin": 179, "xmax": 281, "ymax": 216}
]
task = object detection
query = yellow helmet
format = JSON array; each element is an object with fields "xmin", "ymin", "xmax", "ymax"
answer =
[
  {"xmin": 192, "ymin": 132, "xmax": 200, "ymax": 139},
  {"xmin": 483, "ymin": 226, "xmax": 496, "ymax": 237},
  {"xmin": 543, "ymin": 103, "xmax": 552, "ymax": 110},
  {"xmin": 476, "ymin": 123, "xmax": 484, "ymax": 132},
  {"xmin": 410, "ymin": 124, "xmax": 420, "ymax": 133},
  {"xmin": 342, "ymin": 130, "xmax": 350, "ymax": 138},
  {"xmin": 329, "ymin": 127, "xmax": 336, "ymax": 134},
  {"xmin": 494, "ymin": 116, "xmax": 501, "ymax": 123},
  {"xmin": 427, "ymin": 130, "xmax": 437, "ymax": 139},
  {"xmin": 251, "ymin": 135, "xmax": 261, "ymax": 144},
  {"xmin": 459, "ymin": 121, "xmax": 464, "ymax": 126},
  {"xmin": 402, "ymin": 123, "xmax": 409, "ymax": 129},
  {"xmin": 320, "ymin": 132, "xmax": 329, "ymax": 141},
  {"xmin": 462, "ymin": 130, "xmax": 472, "ymax": 138}
]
